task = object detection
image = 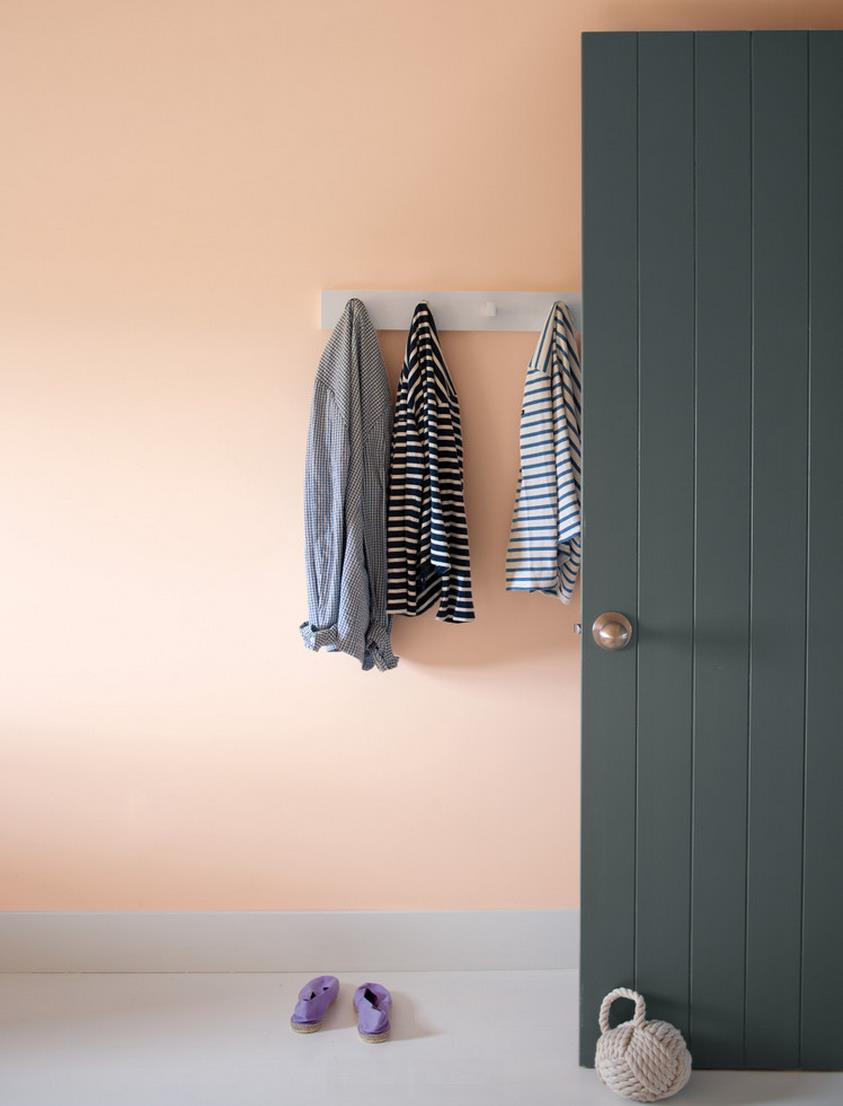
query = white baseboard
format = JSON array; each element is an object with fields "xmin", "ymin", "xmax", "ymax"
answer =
[{"xmin": 0, "ymin": 909, "xmax": 578, "ymax": 973}]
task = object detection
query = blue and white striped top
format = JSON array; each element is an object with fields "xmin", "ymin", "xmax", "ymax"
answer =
[
  {"xmin": 505, "ymin": 301, "xmax": 582, "ymax": 603},
  {"xmin": 387, "ymin": 302, "xmax": 475, "ymax": 623}
]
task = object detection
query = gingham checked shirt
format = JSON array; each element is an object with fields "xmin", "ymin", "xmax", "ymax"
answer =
[{"xmin": 299, "ymin": 298, "xmax": 398, "ymax": 670}]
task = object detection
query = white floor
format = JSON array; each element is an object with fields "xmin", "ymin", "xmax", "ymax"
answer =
[{"xmin": 2, "ymin": 970, "xmax": 842, "ymax": 1105}]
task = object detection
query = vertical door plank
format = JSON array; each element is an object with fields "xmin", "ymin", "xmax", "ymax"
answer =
[
  {"xmin": 579, "ymin": 31, "xmax": 638, "ymax": 1067},
  {"xmin": 635, "ymin": 31, "xmax": 695, "ymax": 1040},
  {"xmin": 801, "ymin": 30, "xmax": 843, "ymax": 1071},
  {"xmin": 746, "ymin": 31, "xmax": 809, "ymax": 1069},
  {"xmin": 691, "ymin": 31, "xmax": 752, "ymax": 1069}
]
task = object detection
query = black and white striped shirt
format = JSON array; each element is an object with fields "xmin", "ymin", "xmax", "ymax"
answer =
[{"xmin": 387, "ymin": 302, "xmax": 474, "ymax": 623}]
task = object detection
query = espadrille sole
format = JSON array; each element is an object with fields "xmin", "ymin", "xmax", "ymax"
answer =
[
  {"xmin": 290, "ymin": 1019, "xmax": 322, "ymax": 1034},
  {"xmin": 358, "ymin": 1029, "xmax": 390, "ymax": 1043}
]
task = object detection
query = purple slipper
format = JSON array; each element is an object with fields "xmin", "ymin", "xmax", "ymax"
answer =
[
  {"xmin": 353, "ymin": 982, "xmax": 391, "ymax": 1043},
  {"xmin": 290, "ymin": 975, "xmax": 339, "ymax": 1033}
]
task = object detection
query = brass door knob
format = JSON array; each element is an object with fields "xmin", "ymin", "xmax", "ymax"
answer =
[{"xmin": 592, "ymin": 611, "xmax": 633, "ymax": 651}]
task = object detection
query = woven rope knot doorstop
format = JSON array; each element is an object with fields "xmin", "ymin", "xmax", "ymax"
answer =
[{"xmin": 595, "ymin": 988, "xmax": 692, "ymax": 1102}]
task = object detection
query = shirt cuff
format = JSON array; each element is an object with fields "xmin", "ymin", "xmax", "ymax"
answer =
[
  {"xmin": 364, "ymin": 627, "xmax": 399, "ymax": 672},
  {"xmin": 299, "ymin": 621, "xmax": 339, "ymax": 653}
]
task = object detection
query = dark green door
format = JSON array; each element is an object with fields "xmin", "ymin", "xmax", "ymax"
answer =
[{"xmin": 580, "ymin": 30, "xmax": 843, "ymax": 1070}]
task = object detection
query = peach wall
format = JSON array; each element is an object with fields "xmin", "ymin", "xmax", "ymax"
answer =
[{"xmin": 2, "ymin": 0, "xmax": 840, "ymax": 911}]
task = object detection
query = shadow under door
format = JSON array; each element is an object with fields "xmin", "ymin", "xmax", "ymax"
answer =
[{"xmin": 580, "ymin": 30, "xmax": 843, "ymax": 1070}]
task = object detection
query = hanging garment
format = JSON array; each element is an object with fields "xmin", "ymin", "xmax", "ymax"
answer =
[
  {"xmin": 300, "ymin": 298, "xmax": 398, "ymax": 671},
  {"xmin": 387, "ymin": 302, "xmax": 475, "ymax": 623},
  {"xmin": 505, "ymin": 301, "xmax": 582, "ymax": 602}
]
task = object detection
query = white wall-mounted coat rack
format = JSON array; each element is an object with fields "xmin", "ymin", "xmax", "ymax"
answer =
[{"xmin": 320, "ymin": 290, "xmax": 582, "ymax": 334}]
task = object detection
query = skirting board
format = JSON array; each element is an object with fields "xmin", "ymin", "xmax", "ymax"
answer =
[{"xmin": 0, "ymin": 909, "xmax": 577, "ymax": 974}]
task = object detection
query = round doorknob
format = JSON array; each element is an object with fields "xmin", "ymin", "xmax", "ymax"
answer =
[{"xmin": 592, "ymin": 611, "xmax": 633, "ymax": 651}]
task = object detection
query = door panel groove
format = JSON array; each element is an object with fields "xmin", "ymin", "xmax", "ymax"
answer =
[
  {"xmin": 688, "ymin": 32, "xmax": 697, "ymax": 1060},
  {"xmin": 742, "ymin": 30, "xmax": 754, "ymax": 1073},
  {"xmin": 798, "ymin": 31, "xmax": 811, "ymax": 1067}
]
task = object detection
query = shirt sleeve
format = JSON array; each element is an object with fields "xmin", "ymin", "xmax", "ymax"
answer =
[
  {"xmin": 554, "ymin": 315, "xmax": 582, "ymax": 603},
  {"xmin": 505, "ymin": 366, "xmax": 559, "ymax": 593},
  {"xmin": 425, "ymin": 375, "xmax": 451, "ymax": 578},
  {"xmin": 299, "ymin": 379, "xmax": 349, "ymax": 652},
  {"xmin": 364, "ymin": 409, "xmax": 398, "ymax": 669},
  {"xmin": 386, "ymin": 375, "xmax": 420, "ymax": 614}
]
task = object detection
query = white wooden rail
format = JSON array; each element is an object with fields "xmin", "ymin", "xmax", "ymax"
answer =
[{"xmin": 320, "ymin": 290, "xmax": 582, "ymax": 333}]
